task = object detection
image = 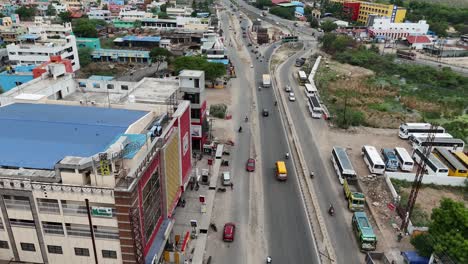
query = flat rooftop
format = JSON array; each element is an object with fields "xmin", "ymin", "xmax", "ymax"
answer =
[
  {"xmin": 0, "ymin": 103, "xmax": 149, "ymax": 170},
  {"xmin": 129, "ymin": 78, "xmax": 179, "ymax": 103}
]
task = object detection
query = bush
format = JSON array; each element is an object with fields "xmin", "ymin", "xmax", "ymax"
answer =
[
  {"xmin": 411, "ymin": 233, "xmax": 434, "ymax": 257},
  {"xmin": 210, "ymin": 104, "xmax": 227, "ymax": 118},
  {"xmin": 269, "ymin": 7, "xmax": 295, "ymax": 20},
  {"xmin": 335, "ymin": 108, "xmax": 365, "ymax": 128}
]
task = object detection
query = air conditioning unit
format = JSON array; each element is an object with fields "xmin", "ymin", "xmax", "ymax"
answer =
[
  {"xmin": 91, "ymin": 101, "xmax": 96, "ymax": 105},
  {"xmin": 79, "ymin": 100, "xmax": 84, "ymax": 104}
]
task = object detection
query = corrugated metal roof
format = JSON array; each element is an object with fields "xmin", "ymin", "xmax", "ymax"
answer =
[{"xmin": 0, "ymin": 103, "xmax": 148, "ymax": 169}]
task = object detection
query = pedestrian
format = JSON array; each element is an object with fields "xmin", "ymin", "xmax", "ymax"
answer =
[
  {"xmin": 230, "ymin": 182, "xmax": 234, "ymax": 190},
  {"xmin": 397, "ymin": 232, "xmax": 403, "ymax": 242}
]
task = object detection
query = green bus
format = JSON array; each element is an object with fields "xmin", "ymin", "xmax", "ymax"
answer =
[
  {"xmin": 282, "ymin": 36, "xmax": 298, "ymax": 43},
  {"xmin": 352, "ymin": 212, "xmax": 377, "ymax": 251}
]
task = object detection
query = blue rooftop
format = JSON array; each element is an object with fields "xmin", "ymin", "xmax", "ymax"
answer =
[
  {"xmin": 19, "ymin": 34, "xmax": 41, "ymax": 40},
  {"xmin": 88, "ymin": 75, "xmax": 114, "ymax": 81},
  {"xmin": 207, "ymin": 59, "xmax": 229, "ymax": 65},
  {"xmin": 0, "ymin": 103, "xmax": 149, "ymax": 169},
  {"xmin": 121, "ymin": 35, "xmax": 161, "ymax": 42}
]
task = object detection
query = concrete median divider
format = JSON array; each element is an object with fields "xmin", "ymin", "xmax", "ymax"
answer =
[{"xmin": 270, "ymin": 54, "xmax": 336, "ymax": 263}]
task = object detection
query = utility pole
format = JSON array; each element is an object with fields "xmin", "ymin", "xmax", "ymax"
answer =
[
  {"xmin": 85, "ymin": 199, "xmax": 99, "ymax": 264},
  {"xmin": 342, "ymin": 94, "xmax": 348, "ymax": 127}
]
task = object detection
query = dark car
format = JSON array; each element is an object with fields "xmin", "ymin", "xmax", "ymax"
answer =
[
  {"xmin": 246, "ymin": 158, "xmax": 256, "ymax": 172},
  {"xmin": 262, "ymin": 109, "xmax": 269, "ymax": 116},
  {"xmin": 223, "ymin": 223, "xmax": 236, "ymax": 242}
]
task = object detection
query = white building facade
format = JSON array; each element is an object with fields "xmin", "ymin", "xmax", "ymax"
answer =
[
  {"xmin": 368, "ymin": 16, "xmax": 429, "ymax": 40},
  {"xmin": 87, "ymin": 9, "xmax": 112, "ymax": 21},
  {"xmin": 6, "ymin": 35, "xmax": 80, "ymax": 71}
]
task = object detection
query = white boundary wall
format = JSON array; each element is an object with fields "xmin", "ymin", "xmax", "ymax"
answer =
[{"xmin": 386, "ymin": 172, "xmax": 466, "ymax": 186}]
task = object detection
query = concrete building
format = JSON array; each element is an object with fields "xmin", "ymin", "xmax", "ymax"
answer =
[
  {"xmin": 0, "ymin": 69, "xmax": 202, "ymax": 263},
  {"xmin": 119, "ymin": 9, "xmax": 152, "ymax": 21},
  {"xmin": 139, "ymin": 17, "xmax": 210, "ymax": 31},
  {"xmin": 76, "ymin": 37, "xmax": 101, "ymax": 49},
  {"xmin": 6, "ymin": 35, "xmax": 80, "ymax": 72},
  {"xmin": 114, "ymin": 35, "xmax": 161, "ymax": 48},
  {"xmin": 179, "ymin": 70, "xmax": 207, "ymax": 151},
  {"xmin": 87, "ymin": 9, "xmax": 112, "ymax": 21},
  {"xmin": 91, "ymin": 49, "xmax": 151, "ymax": 64},
  {"xmin": 27, "ymin": 22, "xmax": 73, "ymax": 39},
  {"xmin": 368, "ymin": 16, "xmax": 429, "ymax": 40},
  {"xmin": 201, "ymin": 32, "xmax": 226, "ymax": 59},
  {"xmin": 52, "ymin": 3, "xmax": 68, "ymax": 14},
  {"xmin": 332, "ymin": 0, "xmax": 406, "ymax": 24},
  {"xmin": 166, "ymin": 6, "xmax": 193, "ymax": 17}
]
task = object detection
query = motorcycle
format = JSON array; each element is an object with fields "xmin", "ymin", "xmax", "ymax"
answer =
[
  {"xmin": 245, "ymin": 116, "xmax": 248, "ymax": 122},
  {"xmin": 328, "ymin": 204, "xmax": 334, "ymax": 216},
  {"xmin": 285, "ymin": 152, "xmax": 290, "ymax": 159},
  {"xmin": 238, "ymin": 126, "xmax": 242, "ymax": 133},
  {"xmin": 266, "ymin": 256, "xmax": 272, "ymax": 263}
]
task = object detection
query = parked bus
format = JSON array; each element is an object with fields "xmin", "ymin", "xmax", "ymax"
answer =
[
  {"xmin": 331, "ymin": 147, "xmax": 357, "ymax": 184},
  {"xmin": 432, "ymin": 147, "xmax": 468, "ymax": 177},
  {"xmin": 352, "ymin": 212, "xmax": 377, "ymax": 251},
  {"xmin": 396, "ymin": 49, "xmax": 416, "ymax": 60},
  {"xmin": 411, "ymin": 137, "xmax": 465, "ymax": 152},
  {"xmin": 408, "ymin": 133, "xmax": 452, "ymax": 142},
  {"xmin": 381, "ymin": 148, "xmax": 399, "ymax": 171},
  {"xmin": 361, "ymin": 145, "xmax": 385, "ymax": 175},
  {"xmin": 452, "ymin": 151, "xmax": 468, "ymax": 168},
  {"xmin": 275, "ymin": 161, "xmax": 287, "ymax": 181},
  {"xmin": 398, "ymin": 123, "xmax": 445, "ymax": 139},
  {"xmin": 394, "ymin": 147, "xmax": 414, "ymax": 172},
  {"xmin": 298, "ymin": 71, "xmax": 307, "ymax": 84},
  {"xmin": 304, "ymin": 83, "xmax": 317, "ymax": 97},
  {"xmin": 412, "ymin": 148, "xmax": 449, "ymax": 177},
  {"xmin": 307, "ymin": 95, "xmax": 322, "ymax": 119}
]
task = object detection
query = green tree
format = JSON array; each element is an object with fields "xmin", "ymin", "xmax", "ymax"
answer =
[
  {"xmin": 412, "ymin": 198, "xmax": 467, "ymax": 262},
  {"xmin": 58, "ymin": 11, "xmax": 72, "ymax": 22},
  {"xmin": 46, "ymin": 4, "xmax": 56, "ymax": 16},
  {"xmin": 15, "ymin": 6, "xmax": 37, "ymax": 21},
  {"xmin": 321, "ymin": 20, "xmax": 338, "ymax": 32},
  {"xmin": 78, "ymin": 47, "xmax": 93, "ymax": 67},
  {"xmin": 134, "ymin": 20, "xmax": 142, "ymax": 28},
  {"xmin": 309, "ymin": 17, "xmax": 319, "ymax": 28},
  {"xmin": 173, "ymin": 56, "xmax": 226, "ymax": 85},
  {"xmin": 160, "ymin": 4, "xmax": 167, "ymax": 12},
  {"xmin": 454, "ymin": 24, "xmax": 468, "ymax": 35},
  {"xmin": 149, "ymin": 47, "xmax": 173, "ymax": 71},
  {"xmin": 430, "ymin": 21, "xmax": 449, "ymax": 37},
  {"xmin": 158, "ymin": 12, "xmax": 169, "ymax": 19},
  {"xmin": 255, "ymin": 0, "xmax": 273, "ymax": 9},
  {"xmin": 73, "ymin": 19, "xmax": 98, "ymax": 38},
  {"xmin": 269, "ymin": 7, "xmax": 295, "ymax": 20}
]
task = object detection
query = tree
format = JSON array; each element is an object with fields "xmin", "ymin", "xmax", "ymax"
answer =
[
  {"xmin": 46, "ymin": 4, "xmax": 56, "ymax": 16},
  {"xmin": 15, "ymin": 6, "xmax": 37, "ymax": 21},
  {"xmin": 430, "ymin": 21, "xmax": 449, "ymax": 37},
  {"xmin": 255, "ymin": 0, "xmax": 273, "ymax": 9},
  {"xmin": 321, "ymin": 20, "xmax": 338, "ymax": 32},
  {"xmin": 269, "ymin": 7, "xmax": 295, "ymax": 20},
  {"xmin": 73, "ymin": 19, "xmax": 98, "ymax": 38},
  {"xmin": 309, "ymin": 17, "xmax": 319, "ymax": 28},
  {"xmin": 411, "ymin": 198, "xmax": 468, "ymax": 262},
  {"xmin": 173, "ymin": 56, "xmax": 226, "ymax": 85},
  {"xmin": 150, "ymin": 47, "xmax": 173, "ymax": 71},
  {"xmin": 158, "ymin": 12, "xmax": 169, "ymax": 19},
  {"xmin": 134, "ymin": 20, "xmax": 142, "ymax": 28},
  {"xmin": 102, "ymin": 4, "xmax": 108, "ymax": 10},
  {"xmin": 78, "ymin": 47, "xmax": 93, "ymax": 67},
  {"xmin": 160, "ymin": 4, "xmax": 167, "ymax": 13},
  {"xmin": 58, "ymin": 11, "xmax": 72, "ymax": 22}
]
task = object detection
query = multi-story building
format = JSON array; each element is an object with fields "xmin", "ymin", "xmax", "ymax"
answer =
[
  {"xmin": 119, "ymin": 9, "xmax": 151, "ymax": 21},
  {"xmin": 0, "ymin": 69, "xmax": 198, "ymax": 264},
  {"xmin": 333, "ymin": 0, "xmax": 406, "ymax": 24},
  {"xmin": 179, "ymin": 70, "xmax": 207, "ymax": 151},
  {"xmin": 201, "ymin": 32, "xmax": 226, "ymax": 60},
  {"xmin": 6, "ymin": 35, "xmax": 80, "ymax": 72},
  {"xmin": 166, "ymin": 6, "xmax": 193, "ymax": 17},
  {"xmin": 27, "ymin": 22, "xmax": 73, "ymax": 39},
  {"xmin": 52, "ymin": 3, "xmax": 68, "ymax": 14},
  {"xmin": 367, "ymin": 16, "xmax": 429, "ymax": 40},
  {"xmin": 87, "ymin": 8, "xmax": 112, "ymax": 21}
]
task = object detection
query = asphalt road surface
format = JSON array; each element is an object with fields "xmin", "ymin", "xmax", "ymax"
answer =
[{"xmin": 233, "ymin": 10, "xmax": 321, "ymax": 264}]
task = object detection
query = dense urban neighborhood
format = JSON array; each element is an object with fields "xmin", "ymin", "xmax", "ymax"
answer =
[{"xmin": 0, "ymin": 0, "xmax": 466, "ymax": 264}]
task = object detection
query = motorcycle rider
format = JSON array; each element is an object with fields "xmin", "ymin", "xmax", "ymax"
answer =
[
  {"xmin": 266, "ymin": 256, "xmax": 272, "ymax": 263},
  {"xmin": 238, "ymin": 126, "xmax": 242, "ymax": 133},
  {"xmin": 328, "ymin": 203, "xmax": 334, "ymax": 215},
  {"xmin": 285, "ymin": 152, "xmax": 290, "ymax": 159}
]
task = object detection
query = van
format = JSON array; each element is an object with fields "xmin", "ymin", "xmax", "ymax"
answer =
[
  {"xmin": 222, "ymin": 171, "xmax": 231, "ymax": 186},
  {"xmin": 275, "ymin": 161, "xmax": 287, "ymax": 180}
]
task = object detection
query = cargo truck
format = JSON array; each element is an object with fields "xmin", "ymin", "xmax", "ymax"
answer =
[
  {"xmin": 262, "ymin": 74, "xmax": 271, "ymax": 88},
  {"xmin": 343, "ymin": 178, "xmax": 365, "ymax": 211}
]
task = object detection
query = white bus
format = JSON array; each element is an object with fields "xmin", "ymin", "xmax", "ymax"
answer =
[
  {"xmin": 398, "ymin": 123, "xmax": 445, "ymax": 139},
  {"xmin": 304, "ymin": 83, "xmax": 317, "ymax": 97},
  {"xmin": 361, "ymin": 145, "xmax": 385, "ymax": 175},
  {"xmin": 408, "ymin": 133, "xmax": 452, "ymax": 143},
  {"xmin": 412, "ymin": 148, "xmax": 449, "ymax": 177},
  {"xmin": 411, "ymin": 137, "xmax": 465, "ymax": 152},
  {"xmin": 331, "ymin": 147, "xmax": 357, "ymax": 184},
  {"xmin": 298, "ymin": 71, "xmax": 307, "ymax": 84},
  {"xmin": 307, "ymin": 95, "xmax": 322, "ymax": 119},
  {"xmin": 394, "ymin": 147, "xmax": 414, "ymax": 172}
]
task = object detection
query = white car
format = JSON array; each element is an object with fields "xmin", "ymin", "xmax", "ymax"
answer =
[
  {"xmin": 288, "ymin": 92, "xmax": 296, "ymax": 101},
  {"xmin": 285, "ymin": 85, "xmax": 292, "ymax": 92},
  {"xmin": 250, "ymin": 64, "xmax": 253, "ymax": 68}
]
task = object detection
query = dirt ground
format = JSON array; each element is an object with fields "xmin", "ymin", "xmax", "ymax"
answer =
[
  {"xmin": 76, "ymin": 62, "xmax": 143, "ymax": 79},
  {"xmin": 206, "ymin": 85, "xmax": 236, "ymax": 142},
  {"xmin": 400, "ymin": 186, "xmax": 467, "ymax": 216}
]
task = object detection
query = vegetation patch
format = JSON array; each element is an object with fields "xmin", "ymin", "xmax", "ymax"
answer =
[
  {"xmin": 317, "ymin": 34, "xmax": 468, "ymax": 139},
  {"xmin": 209, "ymin": 104, "xmax": 228, "ymax": 119}
]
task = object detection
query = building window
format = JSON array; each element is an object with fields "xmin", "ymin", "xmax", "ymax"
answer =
[
  {"xmin": 75, "ymin": 247, "xmax": 90, "ymax": 256},
  {"xmin": 37, "ymin": 198, "xmax": 60, "ymax": 214},
  {"xmin": 121, "ymin": 85, "xmax": 129, "ymax": 90},
  {"xmin": 78, "ymin": 82, "xmax": 86, "ymax": 88},
  {"xmin": 20, "ymin": 243, "xmax": 36, "ymax": 252},
  {"xmin": 107, "ymin": 84, "xmax": 114, "ymax": 89},
  {"xmin": 3, "ymin": 195, "xmax": 30, "ymax": 210},
  {"xmin": 61, "ymin": 200, "xmax": 87, "ymax": 215},
  {"xmin": 0, "ymin": 240, "xmax": 9, "ymax": 249},
  {"xmin": 47, "ymin": 245, "xmax": 63, "ymax": 254},
  {"xmin": 194, "ymin": 78, "xmax": 200, "ymax": 88},
  {"xmin": 142, "ymin": 170, "xmax": 162, "ymax": 241},
  {"xmin": 102, "ymin": 250, "xmax": 117, "ymax": 259},
  {"xmin": 42, "ymin": 221, "xmax": 64, "ymax": 235},
  {"xmin": 183, "ymin": 93, "xmax": 200, "ymax": 104},
  {"xmin": 93, "ymin": 83, "xmax": 100, "ymax": 88},
  {"xmin": 191, "ymin": 109, "xmax": 200, "ymax": 119},
  {"xmin": 66, "ymin": 223, "xmax": 91, "ymax": 237},
  {"xmin": 10, "ymin": 219, "xmax": 35, "ymax": 228}
]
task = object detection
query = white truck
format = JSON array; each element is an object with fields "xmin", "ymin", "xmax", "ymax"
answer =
[{"xmin": 262, "ymin": 74, "xmax": 271, "ymax": 88}]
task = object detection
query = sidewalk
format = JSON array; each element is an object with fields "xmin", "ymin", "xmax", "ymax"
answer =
[{"xmin": 170, "ymin": 150, "xmax": 223, "ymax": 264}]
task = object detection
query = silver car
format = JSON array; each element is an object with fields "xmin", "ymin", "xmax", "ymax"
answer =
[
  {"xmin": 288, "ymin": 92, "xmax": 296, "ymax": 101},
  {"xmin": 285, "ymin": 85, "xmax": 292, "ymax": 92}
]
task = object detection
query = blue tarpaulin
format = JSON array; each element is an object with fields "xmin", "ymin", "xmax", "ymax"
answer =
[{"xmin": 402, "ymin": 251, "xmax": 430, "ymax": 264}]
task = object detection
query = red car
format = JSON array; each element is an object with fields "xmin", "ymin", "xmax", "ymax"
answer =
[
  {"xmin": 223, "ymin": 222, "xmax": 236, "ymax": 242},
  {"xmin": 246, "ymin": 158, "xmax": 255, "ymax": 172}
]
